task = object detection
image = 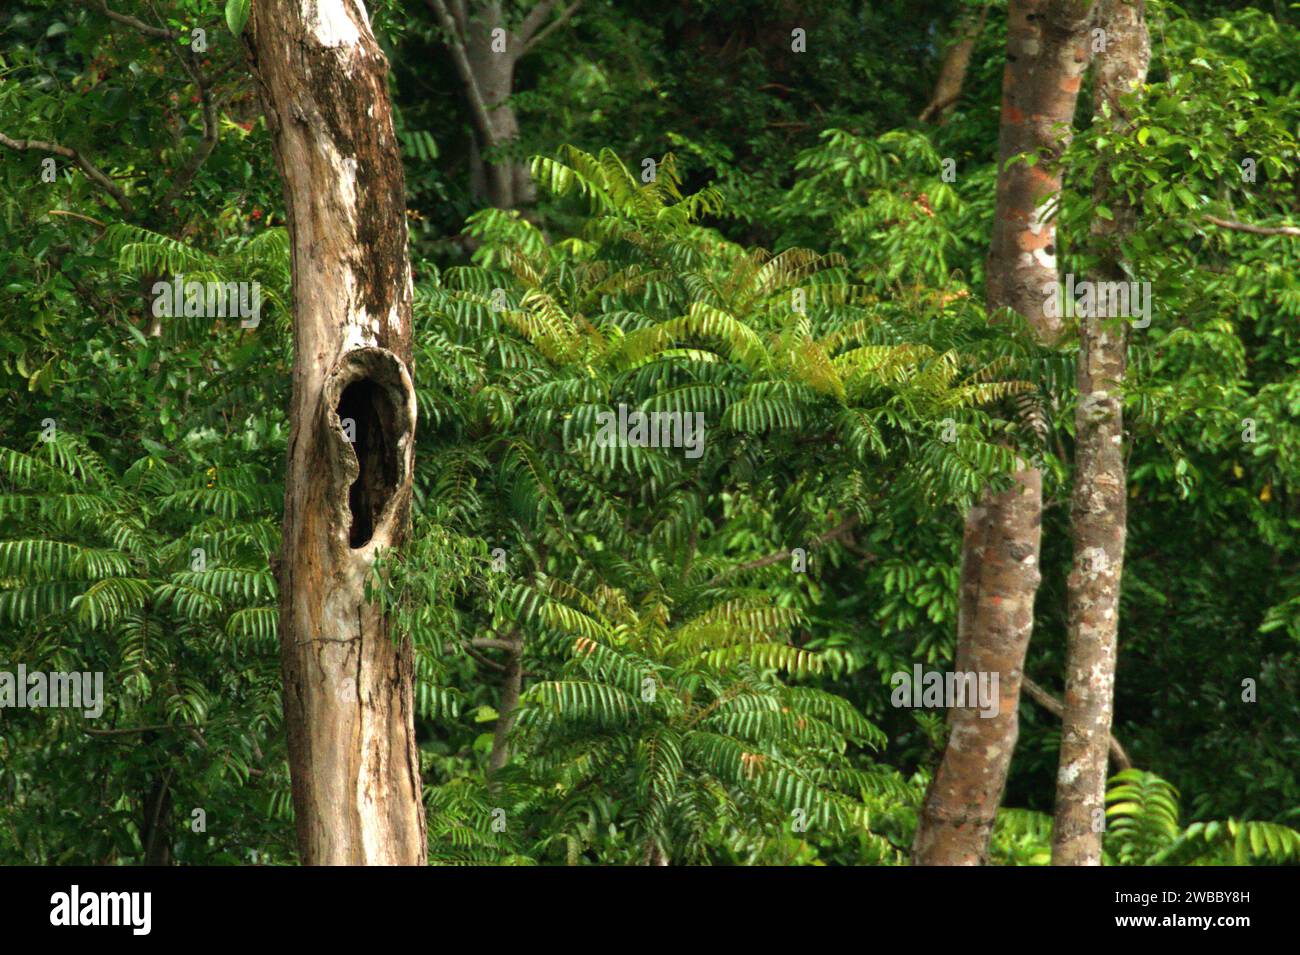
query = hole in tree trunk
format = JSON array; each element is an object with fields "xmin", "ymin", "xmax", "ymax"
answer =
[{"xmin": 336, "ymin": 378, "xmax": 398, "ymax": 549}]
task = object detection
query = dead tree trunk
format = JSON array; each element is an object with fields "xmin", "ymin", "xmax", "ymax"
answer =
[
  {"xmin": 912, "ymin": 0, "xmax": 1095, "ymax": 866},
  {"xmin": 1053, "ymin": 0, "xmax": 1148, "ymax": 866},
  {"xmin": 247, "ymin": 0, "xmax": 425, "ymax": 865}
]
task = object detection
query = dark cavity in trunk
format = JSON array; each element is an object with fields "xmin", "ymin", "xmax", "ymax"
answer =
[{"xmin": 337, "ymin": 378, "xmax": 398, "ymax": 548}]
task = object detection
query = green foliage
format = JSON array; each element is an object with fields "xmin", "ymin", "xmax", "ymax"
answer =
[
  {"xmin": 990, "ymin": 770, "xmax": 1300, "ymax": 866},
  {"xmin": 0, "ymin": 430, "xmax": 290, "ymax": 863},
  {"xmin": 2, "ymin": 0, "xmax": 1297, "ymax": 867},
  {"xmin": 224, "ymin": 0, "xmax": 251, "ymax": 37}
]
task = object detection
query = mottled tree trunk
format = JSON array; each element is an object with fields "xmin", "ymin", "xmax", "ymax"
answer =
[
  {"xmin": 918, "ymin": 4, "xmax": 990, "ymax": 124},
  {"xmin": 248, "ymin": 0, "xmax": 425, "ymax": 865},
  {"xmin": 1053, "ymin": 0, "xmax": 1148, "ymax": 866},
  {"xmin": 912, "ymin": 0, "xmax": 1095, "ymax": 866}
]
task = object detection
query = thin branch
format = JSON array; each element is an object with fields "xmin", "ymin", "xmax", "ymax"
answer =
[
  {"xmin": 47, "ymin": 208, "xmax": 107, "ymax": 228},
  {"xmin": 5, "ymin": 0, "xmax": 232, "ymax": 215},
  {"xmin": 88, "ymin": 0, "xmax": 179, "ymax": 39},
  {"xmin": 162, "ymin": 82, "xmax": 225, "ymax": 207},
  {"xmin": 83, "ymin": 723, "xmax": 172, "ymax": 737},
  {"xmin": 0, "ymin": 132, "xmax": 135, "ymax": 216},
  {"xmin": 1204, "ymin": 214, "xmax": 1300, "ymax": 238},
  {"xmin": 145, "ymin": 0, "xmax": 225, "ymax": 207},
  {"xmin": 465, "ymin": 644, "xmax": 508, "ymax": 670},
  {"xmin": 446, "ymin": 635, "xmax": 518, "ymax": 670},
  {"xmin": 470, "ymin": 636, "xmax": 524, "ymax": 652},
  {"xmin": 142, "ymin": 766, "xmax": 175, "ymax": 864},
  {"xmin": 516, "ymin": 0, "xmax": 558, "ymax": 45},
  {"xmin": 918, "ymin": 90, "xmax": 964, "ymax": 124},
  {"xmin": 522, "ymin": 0, "xmax": 582, "ymax": 54},
  {"xmin": 708, "ymin": 514, "xmax": 859, "ymax": 585},
  {"xmin": 451, "ymin": 0, "xmax": 469, "ymax": 37},
  {"xmin": 426, "ymin": 0, "xmax": 466, "ymax": 48},
  {"xmin": 917, "ymin": 3, "xmax": 989, "ymax": 123}
]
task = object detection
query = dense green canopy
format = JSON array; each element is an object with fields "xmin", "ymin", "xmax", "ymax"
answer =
[{"xmin": 1, "ymin": 0, "xmax": 1297, "ymax": 865}]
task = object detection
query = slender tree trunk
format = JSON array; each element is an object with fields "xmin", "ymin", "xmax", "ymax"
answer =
[
  {"xmin": 487, "ymin": 636, "xmax": 523, "ymax": 775},
  {"xmin": 912, "ymin": 0, "xmax": 1095, "ymax": 866},
  {"xmin": 644, "ymin": 843, "xmax": 669, "ymax": 866},
  {"xmin": 1052, "ymin": 0, "xmax": 1148, "ymax": 866},
  {"xmin": 247, "ymin": 0, "xmax": 426, "ymax": 865},
  {"xmin": 426, "ymin": 0, "xmax": 522, "ymax": 208},
  {"xmin": 918, "ymin": 4, "xmax": 990, "ymax": 124},
  {"xmin": 465, "ymin": 5, "xmax": 531, "ymax": 208},
  {"xmin": 140, "ymin": 770, "xmax": 173, "ymax": 865},
  {"xmin": 1022, "ymin": 674, "xmax": 1131, "ymax": 770},
  {"xmin": 428, "ymin": 0, "xmax": 578, "ymax": 209}
]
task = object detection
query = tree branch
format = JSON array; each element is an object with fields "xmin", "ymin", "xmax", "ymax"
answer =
[
  {"xmin": 0, "ymin": 132, "xmax": 135, "ymax": 216},
  {"xmin": 159, "ymin": 41, "xmax": 225, "ymax": 207},
  {"xmin": 708, "ymin": 514, "xmax": 859, "ymax": 584},
  {"xmin": 517, "ymin": 0, "xmax": 558, "ymax": 44},
  {"xmin": 487, "ymin": 632, "xmax": 524, "ymax": 775},
  {"xmin": 470, "ymin": 636, "xmax": 524, "ymax": 652},
  {"xmin": 83, "ymin": 723, "xmax": 172, "ymax": 737},
  {"xmin": 917, "ymin": 3, "xmax": 989, "ymax": 123},
  {"xmin": 47, "ymin": 208, "xmax": 108, "ymax": 228},
  {"xmin": 1204, "ymin": 214, "xmax": 1300, "ymax": 238},
  {"xmin": 522, "ymin": 0, "xmax": 582, "ymax": 54},
  {"xmin": 73, "ymin": 0, "xmax": 232, "ymax": 208},
  {"xmin": 451, "ymin": 0, "xmax": 469, "ymax": 37},
  {"xmin": 142, "ymin": 766, "xmax": 175, "ymax": 865},
  {"xmin": 88, "ymin": 0, "xmax": 179, "ymax": 39}
]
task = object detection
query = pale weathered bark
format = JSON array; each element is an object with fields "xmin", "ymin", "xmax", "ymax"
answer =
[
  {"xmin": 918, "ymin": 4, "xmax": 990, "ymax": 124},
  {"xmin": 247, "ymin": 0, "xmax": 425, "ymax": 865},
  {"xmin": 912, "ymin": 0, "xmax": 1095, "ymax": 866},
  {"xmin": 1052, "ymin": 0, "xmax": 1148, "ymax": 866},
  {"xmin": 428, "ymin": 0, "xmax": 581, "ymax": 208}
]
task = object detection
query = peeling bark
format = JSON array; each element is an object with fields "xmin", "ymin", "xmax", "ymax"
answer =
[
  {"xmin": 1053, "ymin": 0, "xmax": 1148, "ymax": 867},
  {"xmin": 912, "ymin": 0, "xmax": 1095, "ymax": 866},
  {"xmin": 247, "ymin": 0, "xmax": 425, "ymax": 865}
]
